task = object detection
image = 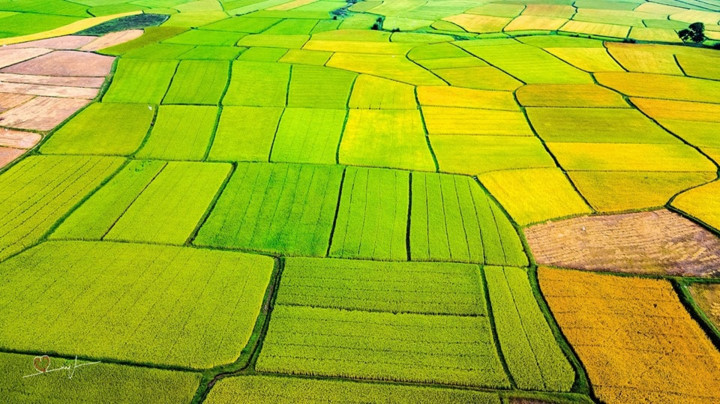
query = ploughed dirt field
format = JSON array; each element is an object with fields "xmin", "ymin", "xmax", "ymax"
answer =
[
  {"xmin": 525, "ymin": 209, "xmax": 720, "ymax": 276},
  {"xmin": 0, "ymin": 32, "xmax": 138, "ymax": 168}
]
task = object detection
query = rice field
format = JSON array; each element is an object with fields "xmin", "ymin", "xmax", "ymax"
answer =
[
  {"xmin": 0, "ymin": 241, "xmax": 274, "ymax": 368},
  {"xmin": 2, "ymin": 0, "xmax": 720, "ymax": 402},
  {"xmin": 540, "ymin": 268, "xmax": 720, "ymax": 404}
]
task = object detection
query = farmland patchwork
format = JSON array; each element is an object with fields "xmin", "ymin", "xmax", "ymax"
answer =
[{"xmin": 1, "ymin": 0, "xmax": 720, "ymax": 403}]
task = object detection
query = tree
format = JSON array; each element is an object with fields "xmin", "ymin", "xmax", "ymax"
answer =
[{"xmin": 678, "ymin": 22, "xmax": 706, "ymax": 43}]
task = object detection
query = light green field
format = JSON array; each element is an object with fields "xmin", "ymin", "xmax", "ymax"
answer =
[
  {"xmin": 0, "ymin": 156, "xmax": 123, "ymax": 260},
  {"xmin": 257, "ymin": 305, "xmax": 509, "ymax": 387},
  {"xmin": 277, "ymin": 257, "xmax": 486, "ymax": 315},
  {"xmin": 103, "ymin": 59, "xmax": 178, "ymax": 104},
  {"xmin": 410, "ymin": 172, "xmax": 528, "ymax": 266},
  {"xmin": 41, "ymin": 103, "xmax": 154, "ymax": 155},
  {"xmin": 485, "ymin": 266, "xmax": 575, "ymax": 391},
  {"xmin": 0, "ymin": 241, "xmax": 273, "ymax": 368},
  {"xmin": 0, "ymin": 352, "xmax": 201, "ymax": 404},
  {"xmin": 206, "ymin": 375, "xmax": 501, "ymax": 403},
  {"xmin": 136, "ymin": 105, "xmax": 218, "ymax": 160},
  {"xmin": 270, "ymin": 108, "xmax": 346, "ymax": 164},
  {"xmin": 194, "ymin": 163, "xmax": 344, "ymax": 256},
  {"xmin": 329, "ymin": 167, "xmax": 409, "ymax": 260},
  {"xmin": 208, "ymin": 106, "xmax": 283, "ymax": 161},
  {"xmin": 163, "ymin": 60, "xmax": 229, "ymax": 105},
  {"xmin": 339, "ymin": 109, "xmax": 436, "ymax": 171}
]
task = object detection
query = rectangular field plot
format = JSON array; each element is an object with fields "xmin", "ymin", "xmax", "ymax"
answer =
[
  {"xmin": 544, "ymin": 48, "xmax": 624, "ymax": 72},
  {"xmin": 516, "ymin": 84, "xmax": 628, "ymax": 108},
  {"xmin": 410, "ymin": 172, "xmax": 528, "ymax": 266},
  {"xmin": 547, "ymin": 143, "xmax": 716, "ymax": 172},
  {"xmin": 0, "ymin": 241, "xmax": 274, "ymax": 369},
  {"xmin": 103, "ymin": 59, "xmax": 178, "ymax": 104},
  {"xmin": 256, "ymin": 305, "xmax": 509, "ymax": 387},
  {"xmin": 430, "ymin": 135, "xmax": 555, "ymax": 174},
  {"xmin": 407, "ymin": 42, "xmax": 471, "ymax": 61},
  {"xmin": 164, "ymin": 29, "xmax": 247, "ymax": 46},
  {"xmin": 672, "ymin": 180, "xmax": 720, "ymax": 232},
  {"xmin": 206, "ymin": 375, "xmax": 501, "ymax": 403},
  {"xmin": 236, "ymin": 47, "xmax": 287, "ymax": 62},
  {"xmin": 422, "ymin": 106, "xmax": 532, "ymax": 136},
  {"xmin": 122, "ymin": 43, "xmax": 195, "ymax": 60},
  {"xmin": 237, "ymin": 34, "xmax": 310, "ymax": 49},
  {"xmin": 485, "ymin": 267, "xmax": 574, "ymax": 392},
  {"xmin": 417, "ymin": 86, "xmax": 518, "ymax": 110},
  {"xmin": 539, "ymin": 267, "xmax": 720, "ymax": 404},
  {"xmin": 208, "ymin": 106, "xmax": 283, "ymax": 161},
  {"xmin": 194, "ymin": 163, "xmax": 343, "ymax": 256},
  {"xmin": 568, "ymin": 171, "xmax": 715, "ymax": 213},
  {"xmin": 339, "ymin": 109, "xmax": 436, "ymax": 171},
  {"xmin": 223, "ymin": 61, "xmax": 290, "ymax": 107},
  {"xmin": 202, "ymin": 16, "xmax": 281, "ymax": 33},
  {"xmin": 136, "ymin": 105, "xmax": 218, "ymax": 161},
  {"xmin": 431, "ymin": 66, "xmax": 523, "ymax": 91},
  {"xmin": 0, "ymin": 352, "xmax": 201, "ymax": 403},
  {"xmin": 287, "ymin": 65, "xmax": 356, "ymax": 108},
  {"xmin": 606, "ymin": 43, "xmax": 683, "ymax": 75},
  {"xmin": 596, "ymin": 72, "xmax": 720, "ymax": 104},
  {"xmin": 458, "ymin": 43, "xmax": 593, "ymax": 84},
  {"xmin": 0, "ymin": 155, "xmax": 123, "ymax": 260},
  {"xmin": 527, "ymin": 108, "xmax": 679, "ymax": 144},
  {"xmin": 329, "ymin": 167, "xmax": 409, "ymax": 260},
  {"xmin": 278, "ymin": 257, "xmax": 485, "ymax": 315},
  {"xmin": 51, "ymin": 160, "xmax": 165, "ymax": 240},
  {"xmin": 41, "ymin": 103, "xmax": 154, "ymax": 155},
  {"xmin": 326, "ymin": 53, "xmax": 445, "ymax": 86},
  {"xmin": 103, "ymin": 162, "xmax": 230, "ymax": 244},
  {"xmin": 163, "ymin": 60, "xmax": 229, "ymax": 105},
  {"xmin": 349, "ymin": 75, "xmax": 417, "ymax": 110},
  {"xmin": 279, "ymin": 49, "xmax": 332, "ymax": 65},
  {"xmin": 179, "ymin": 46, "xmax": 243, "ymax": 60},
  {"xmin": 632, "ymin": 98, "xmax": 720, "ymax": 122},
  {"xmin": 479, "ymin": 168, "xmax": 592, "ymax": 226},
  {"xmin": 270, "ymin": 108, "xmax": 346, "ymax": 164}
]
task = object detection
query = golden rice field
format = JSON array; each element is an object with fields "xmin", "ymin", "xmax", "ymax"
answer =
[{"xmin": 0, "ymin": 0, "xmax": 719, "ymax": 403}]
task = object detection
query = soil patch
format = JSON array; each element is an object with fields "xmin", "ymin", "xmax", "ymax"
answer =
[
  {"xmin": 2, "ymin": 51, "xmax": 114, "ymax": 77},
  {"xmin": 525, "ymin": 209, "xmax": 720, "ymax": 276}
]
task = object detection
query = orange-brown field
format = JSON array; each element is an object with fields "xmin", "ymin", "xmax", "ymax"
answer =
[
  {"xmin": 526, "ymin": 210, "xmax": 720, "ymax": 276},
  {"xmin": 539, "ymin": 267, "xmax": 720, "ymax": 404}
]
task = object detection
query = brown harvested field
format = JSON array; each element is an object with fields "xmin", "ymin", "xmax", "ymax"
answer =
[
  {"xmin": 0, "ymin": 146, "xmax": 24, "ymax": 168},
  {"xmin": 0, "ymin": 93, "xmax": 33, "ymax": 112},
  {"xmin": 539, "ymin": 267, "xmax": 720, "ymax": 404},
  {"xmin": 525, "ymin": 209, "xmax": 720, "ymax": 276},
  {"xmin": 0, "ymin": 96, "xmax": 89, "ymax": 131},
  {"xmin": 0, "ymin": 128, "xmax": 41, "ymax": 148},
  {"xmin": 0, "ymin": 82, "xmax": 99, "ymax": 99},
  {"xmin": 5, "ymin": 35, "xmax": 97, "ymax": 50},
  {"xmin": 0, "ymin": 73, "xmax": 104, "ymax": 88},
  {"xmin": 0, "ymin": 48, "xmax": 51, "ymax": 69},
  {"xmin": 80, "ymin": 30, "xmax": 144, "ymax": 51},
  {"xmin": 1, "ymin": 51, "xmax": 114, "ymax": 77},
  {"xmin": 4, "ymin": 35, "xmax": 96, "ymax": 50},
  {"xmin": 689, "ymin": 283, "xmax": 720, "ymax": 330}
]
